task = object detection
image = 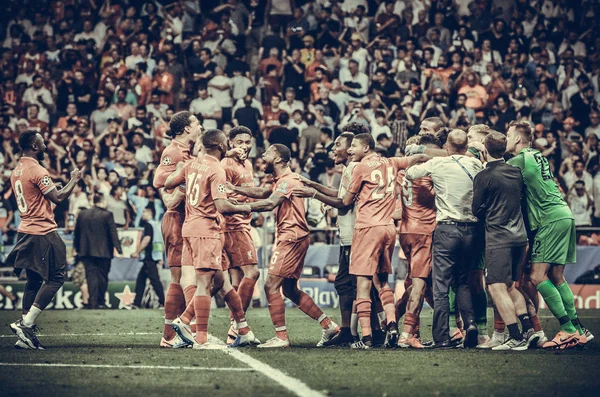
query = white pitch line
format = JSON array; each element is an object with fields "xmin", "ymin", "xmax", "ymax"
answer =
[
  {"xmin": 208, "ymin": 335, "xmax": 326, "ymax": 397},
  {"xmin": 0, "ymin": 362, "xmax": 253, "ymax": 371},
  {"xmin": 0, "ymin": 332, "xmax": 158, "ymax": 338}
]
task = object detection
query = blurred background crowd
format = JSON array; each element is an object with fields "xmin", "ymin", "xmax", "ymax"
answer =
[{"xmin": 0, "ymin": 0, "xmax": 600, "ymax": 251}]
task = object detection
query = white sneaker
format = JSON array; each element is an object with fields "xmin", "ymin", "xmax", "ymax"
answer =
[
  {"xmin": 230, "ymin": 330, "xmax": 260, "ymax": 347},
  {"xmin": 316, "ymin": 321, "xmax": 340, "ymax": 347},
  {"xmin": 227, "ymin": 323, "xmax": 238, "ymax": 345},
  {"xmin": 257, "ymin": 337, "xmax": 290, "ymax": 348},
  {"xmin": 160, "ymin": 334, "xmax": 184, "ymax": 348},
  {"xmin": 171, "ymin": 318, "xmax": 194, "ymax": 345},
  {"xmin": 523, "ymin": 329, "xmax": 540, "ymax": 348},
  {"xmin": 492, "ymin": 337, "xmax": 528, "ymax": 351},
  {"xmin": 477, "ymin": 335, "xmax": 491, "ymax": 347},
  {"xmin": 14, "ymin": 339, "xmax": 33, "ymax": 350},
  {"xmin": 535, "ymin": 330, "xmax": 548, "ymax": 348},
  {"xmin": 476, "ymin": 331, "xmax": 506, "ymax": 349}
]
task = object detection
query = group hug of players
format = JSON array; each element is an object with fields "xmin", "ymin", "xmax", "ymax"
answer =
[
  {"xmin": 4, "ymin": 109, "xmax": 593, "ymax": 351},
  {"xmin": 153, "ymin": 111, "xmax": 593, "ymax": 351}
]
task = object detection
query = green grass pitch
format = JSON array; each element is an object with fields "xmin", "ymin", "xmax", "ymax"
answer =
[{"xmin": 1, "ymin": 308, "xmax": 599, "ymax": 397}]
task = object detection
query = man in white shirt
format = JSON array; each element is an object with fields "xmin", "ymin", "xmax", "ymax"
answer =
[
  {"xmin": 125, "ymin": 42, "xmax": 143, "ymax": 70},
  {"xmin": 22, "ymin": 74, "xmax": 54, "ymax": 124},
  {"xmin": 406, "ymin": 129, "xmax": 483, "ymax": 348},
  {"xmin": 208, "ymin": 66, "xmax": 233, "ymax": 123},
  {"xmin": 279, "ymin": 87, "xmax": 305, "ymax": 115},
  {"xmin": 329, "ymin": 79, "xmax": 349, "ymax": 119},
  {"xmin": 563, "ymin": 160, "xmax": 593, "ymax": 195},
  {"xmin": 74, "ymin": 20, "xmax": 100, "ymax": 46},
  {"xmin": 189, "ymin": 85, "xmax": 222, "ymax": 130},
  {"xmin": 339, "ymin": 60, "xmax": 369, "ymax": 103},
  {"xmin": 568, "ymin": 181, "xmax": 593, "ymax": 226}
]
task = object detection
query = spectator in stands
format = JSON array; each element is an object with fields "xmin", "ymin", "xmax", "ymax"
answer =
[{"xmin": 568, "ymin": 181, "xmax": 594, "ymax": 227}]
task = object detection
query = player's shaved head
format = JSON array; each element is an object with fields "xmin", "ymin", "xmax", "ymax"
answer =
[
  {"xmin": 446, "ymin": 129, "xmax": 468, "ymax": 154},
  {"xmin": 202, "ymin": 129, "xmax": 226, "ymax": 149},
  {"xmin": 18, "ymin": 130, "xmax": 40, "ymax": 152},
  {"xmin": 19, "ymin": 130, "xmax": 45, "ymax": 161},
  {"xmin": 508, "ymin": 121, "xmax": 533, "ymax": 143},
  {"xmin": 484, "ymin": 131, "xmax": 507, "ymax": 159},
  {"xmin": 271, "ymin": 144, "xmax": 291, "ymax": 163}
]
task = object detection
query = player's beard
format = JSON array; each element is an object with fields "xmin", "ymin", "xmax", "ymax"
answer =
[
  {"xmin": 265, "ymin": 161, "xmax": 274, "ymax": 174},
  {"xmin": 36, "ymin": 151, "xmax": 45, "ymax": 162}
]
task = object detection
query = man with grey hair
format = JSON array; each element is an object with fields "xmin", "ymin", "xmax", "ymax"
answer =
[{"xmin": 405, "ymin": 129, "xmax": 483, "ymax": 348}]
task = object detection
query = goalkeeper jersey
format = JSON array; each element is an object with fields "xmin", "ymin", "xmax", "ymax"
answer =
[{"xmin": 507, "ymin": 148, "xmax": 573, "ymax": 231}]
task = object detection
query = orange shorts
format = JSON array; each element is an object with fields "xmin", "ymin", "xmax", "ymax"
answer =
[
  {"xmin": 399, "ymin": 233, "xmax": 433, "ymax": 279},
  {"xmin": 350, "ymin": 225, "xmax": 395, "ymax": 276},
  {"xmin": 183, "ymin": 235, "xmax": 225, "ymax": 271},
  {"xmin": 269, "ymin": 236, "xmax": 310, "ymax": 279},
  {"xmin": 223, "ymin": 230, "xmax": 258, "ymax": 270},
  {"xmin": 161, "ymin": 211, "xmax": 184, "ymax": 267}
]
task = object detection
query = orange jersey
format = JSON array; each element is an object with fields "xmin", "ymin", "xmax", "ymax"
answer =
[
  {"xmin": 222, "ymin": 157, "xmax": 254, "ymax": 232},
  {"xmin": 348, "ymin": 153, "xmax": 408, "ymax": 229},
  {"xmin": 399, "ymin": 172, "xmax": 436, "ymax": 234},
  {"xmin": 272, "ymin": 169, "xmax": 309, "ymax": 241},
  {"xmin": 170, "ymin": 154, "xmax": 228, "ymax": 238},
  {"xmin": 153, "ymin": 139, "xmax": 191, "ymax": 189},
  {"xmin": 10, "ymin": 157, "xmax": 57, "ymax": 235}
]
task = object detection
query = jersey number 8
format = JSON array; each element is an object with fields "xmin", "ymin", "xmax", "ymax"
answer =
[
  {"xmin": 371, "ymin": 167, "xmax": 394, "ymax": 200},
  {"xmin": 14, "ymin": 180, "xmax": 28, "ymax": 214}
]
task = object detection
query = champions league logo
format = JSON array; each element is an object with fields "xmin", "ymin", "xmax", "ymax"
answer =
[
  {"xmin": 162, "ymin": 156, "xmax": 172, "ymax": 165},
  {"xmin": 40, "ymin": 176, "xmax": 51, "ymax": 186},
  {"xmin": 218, "ymin": 184, "xmax": 226, "ymax": 194}
]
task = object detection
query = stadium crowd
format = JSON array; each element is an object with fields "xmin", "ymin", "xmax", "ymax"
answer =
[{"xmin": 0, "ymin": 0, "xmax": 599, "ymax": 350}]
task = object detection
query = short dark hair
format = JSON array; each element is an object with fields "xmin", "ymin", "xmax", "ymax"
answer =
[
  {"xmin": 272, "ymin": 144, "xmax": 291, "ymax": 163},
  {"xmin": 509, "ymin": 121, "xmax": 533, "ymax": 143},
  {"xmin": 18, "ymin": 130, "xmax": 39, "ymax": 151},
  {"xmin": 354, "ymin": 133, "xmax": 375, "ymax": 150},
  {"xmin": 144, "ymin": 205, "xmax": 156, "ymax": 218},
  {"xmin": 418, "ymin": 133, "xmax": 442, "ymax": 148},
  {"xmin": 229, "ymin": 126, "xmax": 252, "ymax": 141},
  {"xmin": 338, "ymin": 132, "xmax": 355, "ymax": 145},
  {"xmin": 279, "ymin": 112, "xmax": 290, "ymax": 125},
  {"xmin": 376, "ymin": 133, "xmax": 390, "ymax": 142},
  {"xmin": 343, "ymin": 121, "xmax": 370, "ymax": 135},
  {"xmin": 92, "ymin": 193, "xmax": 105, "ymax": 205},
  {"xmin": 168, "ymin": 111, "xmax": 192, "ymax": 137},
  {"xmin": 422, "ymin": 117, "xmax": 445, "ymax": 133},
  {"xmin": 484, "ymin": 131, "xmax": 507, "ymax": 158},
  {"xmin": 202, "ymin": 129, "xmax": 225, "ymax": 149}
]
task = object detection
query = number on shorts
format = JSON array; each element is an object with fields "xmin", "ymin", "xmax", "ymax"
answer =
[
  {"xmin": 271, "ymin": 251, "xmax": 279, "ymax": 264},
  {"xmin": 14, "ymin": 180, "xmax": 28, "ymax": 214},
  {"xmin": 186, "ymin": 172, "xmax": 202, "ymax": 206},
  {"xmin": 371, "ymin": 167, "xmax": 395, "ymax": 200}
]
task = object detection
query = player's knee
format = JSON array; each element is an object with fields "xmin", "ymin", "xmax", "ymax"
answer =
[{"xmin": 243, "ymin": 266, "xmax": 260, "ymax": 281}]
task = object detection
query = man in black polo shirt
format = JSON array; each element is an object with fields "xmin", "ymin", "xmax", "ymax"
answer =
[{"xmin": 472, "ymin": 131, "xmax": 538, "ymax": 350}]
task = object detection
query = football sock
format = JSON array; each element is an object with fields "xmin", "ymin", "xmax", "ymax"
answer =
[
  {"xmin": 378, "ymin": 287, "xmax": 396, "ymax": 325},
  {"xmin": 164, "ymin": 283, "xmax": 184, "ymax": 339},
  {"xmin": 356, "ymin": 298, "xmax": 372, "ymax": 337},
  {"xmin": 297, "ymin": 291, "xmax": 328, "ymax": 328},
  {"xmin": 22, "ymin": 305, "xmax": 42, "ymax": 327},
  {"xmin": 493, "ymin": 308, "xmax": 506, "ymax": 332},
  {"xmin": 402, "ymin": 312, "xmax": 418, "ymax": 336},
  {"xmin": 183, "ymin": 285, "xmax": 196, "ymax": 306},
  {"xmin": 536, "ymin": 280, "xmax": 576, "ymax": 333},
  {"xmin": 472, "ymin": 289, "xmax": 488, "ymax": 335},
  {"xmin": 238, "ymin": 277, "xmax": 257, "ymax": 312},
  {"xmin": 350, "ymin": 303, "xmax": 358, "ymax": 337},
  {"xmin": 394, "ymin": 291, "xmax": 408, "ymax": 321},
  {"xmin": 518, "ymin": 314, "xmax": 533, "ymax": 332},
  {"xmin": 181, "ymin": 299, "xmax": 195, "ymax": 325},
  {"xmin": 194, "ymin": 296, "xmax": 211, "ymax": 344},
  {"xmin": 531, "ymin": 314, "xmax": 542, "ymax": 332},
  {"xmin": 267, "ymin": 292, "xmax": 288, "ymax": 340},
  {"xmin": 223, "ymin": 290, "xmax": 249, "ymax": 335},
  {"xmin": 507, "ymin": 323, "xmax": 523, "ymax": 341},
  {"xmin": 555, "ymin": 282, "xmax": 584, "ymax": 335}
]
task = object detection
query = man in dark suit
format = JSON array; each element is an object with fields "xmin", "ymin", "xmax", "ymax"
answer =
[{"xmin": 74, "ymin": 193, "xmax": 123, "ymax": 309}]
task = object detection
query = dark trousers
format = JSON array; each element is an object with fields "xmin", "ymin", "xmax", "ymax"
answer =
[
  {"xmin": 82, "ymin": 257, "xmax": 111, "ymax": 309},
  {"xmin": 432, "ymin": 223, "xmax": 476, "ymax": 344},
  {"xmin": 334, "ymin": 246, "xmax": 356, "ymax": 316},
  {"xmin": 134, "ymin": 258, "xmax": 165, "ymax": 307}
]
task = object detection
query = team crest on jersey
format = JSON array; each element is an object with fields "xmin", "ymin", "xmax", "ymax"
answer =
[
  {"xmin": 218, "ymin": 184, "xmax": 226, "ymax": 193},
  {"xmin": 248, "ymin": 250, "xmax": 253, "ymax": 259},
  {"xmin": 162, "ymin": 156, "xmax": 172, "ymax": 165},
  {"xmin": 276, "ymin": 181, "xmax": 288, "ymax": 194},
  {"xmin": 40, "ymin": 176, "xmax": 51, "ymax": 186}
]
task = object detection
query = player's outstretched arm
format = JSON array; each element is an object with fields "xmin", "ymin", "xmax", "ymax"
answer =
[
  {"xmin": 46, "ymin": 167, "xmax": 84, "ymax": 204},
  {"xmin": 406, "ymin": 144, "xmax": 447, "ymax": 157},
  {"xmin": 214, "ymin": 198, "xmax": 251, "ymax": 215},
  {"xmin": 228, "ymin": 182, "xmax": 271, "ymax": 199},
  {"xmin": 292, "ymin": 186, "xmax": 349, "ymax": 209},
  {"xmin": 301, "ymin": 176, "xmax": 338, "ymax": 198},
  {"xmin": 248, "ymin": 192, "xmax": 286, "ymax": 212},
  {"xmin": 405, "ymin": 154, "xmax": 431, "ymax": 168}
]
